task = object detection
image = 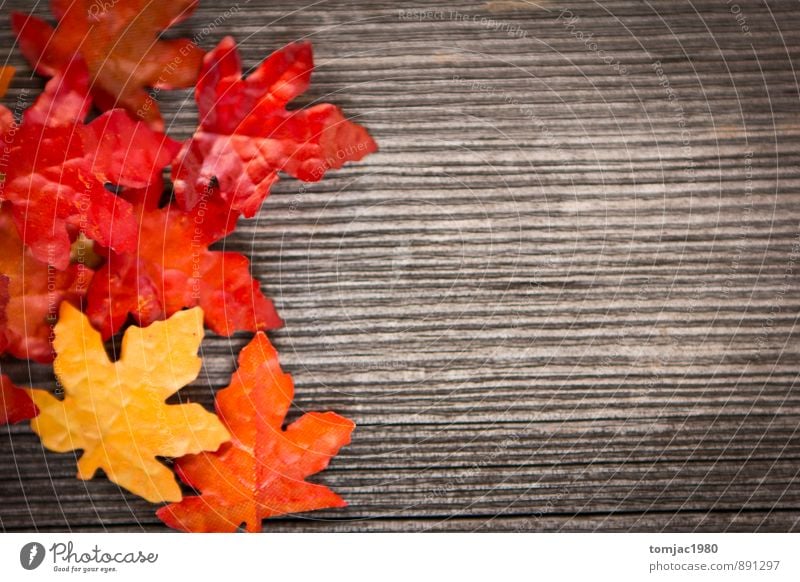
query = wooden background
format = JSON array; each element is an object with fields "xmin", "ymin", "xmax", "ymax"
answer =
[{"xmin": 1, "ymin": 0, "xmax": 799, "ymax": 532}]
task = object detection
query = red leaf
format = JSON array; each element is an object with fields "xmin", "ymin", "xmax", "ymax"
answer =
[
  {"xmin": 0, "ymin": 374, "xmax": 38, "ymax": 425},
  {"xmin": 0, "ymin": 275, "xmax": 9, "ymax": 354},
  {"xmin": 173, "ymin": 37, "xmax": 377, "ymax": 217},
  {"xmin": 12, "ymin": 0, "xmax": 204, "ymax": 129},
  {"xmin": 0, "ymin": 61, "xmax": 178, "ymax": 270},
  {"xmin": 86, "ymin": 191, "xmax": 282, "ymax": 339},
  {"xmin": 0, "ymin": 208, "xmax": 91, "ymax": 363},
  {"xmin": 157, "ymin": 332, "xmax": 354, "ymax": 532},
  {"xmin": 20, "ymin": 58, "xmax": 90, "ymax": 128}
]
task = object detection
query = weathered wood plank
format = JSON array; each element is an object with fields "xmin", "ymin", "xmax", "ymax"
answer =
[{"xmin": 1, "ymin": 0, "xmax": 799, "ymax": 532}]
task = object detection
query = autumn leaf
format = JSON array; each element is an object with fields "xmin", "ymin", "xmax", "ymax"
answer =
[
  {"xmin": 12, "ymin": 0, "xmax": 204, "ymax": 129},
  {"xmin": 157, "ymin": 332, "xmax": 354, "ymax": 532},
  {"xmin": 172, "ymin": 36, "xmax": 377, "ymax": 217},
  {"xmin": 86, "ymin": 185, "xmax": 282, "ymax": 339},
  {"xmin": 0, "ymin": 275, "xmax": 8, "ymax": 352},
  {"xmin": 27, "ymin": 303, "xmax": 230, "ymax": 503},
  {"xmin": 0, "ymin": 66, "xmax": 14, "ymax": 97},
  {"xmin": 0, "ymin": 59, "xmax": 179, "ymax": 270},
  {"xmin": 0, "ymin": 374, "xmax": 38, "ymax": 425},
  {"xmin": 0, "ymin": 208, "xmax": 91, "ymax": 363}
]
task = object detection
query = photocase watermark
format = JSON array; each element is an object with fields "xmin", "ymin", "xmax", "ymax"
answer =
[
  {"xmin": 511, "ymin": 483, "xmax": 574, "ymax": 530},
  {"xmin": 558, "ymin": 9, "xmax": 629, "ymax": 75},
  {"xmin": 651, "ymin": 60, "xmax": 696, "ymax": 188},
  {"xmin": 718, "ymin": 150, "xmax": 754, "ymax": 302},
  {"xmin": 20, "ymin": 542, "xmax": 46, "ymax": 571},
  {"xmin": 87, "ymin": 0, "xmax": 122, "ymax": 20},
  {"xmin": 452, "ymin": 75, "xmax": 566, "ymax": 160},
  {"xmin": 398, "ymin": 8, "xmax": 527, "ymax": 39},
  {"xmin": 754, "ymin": 225, "xmax": 800, "ymax": 358},
  {"xmin": 0, "ymin": 89, "xmax": 31, "ymax": 198},
  {"xmin": 617, "ymin": 276, "xmax": 652, "ymax": 343},
  {"xmin": 309, "ymin": 139, "xmax": 375, "ymax": 181},
  {"xmin": 390, "ymin": 243, "xmax": 413, "ymax": 289},
  {"xmin": 138, "ymin": 2, "xmax": 247, "ymax": 120},
  {"xmin": 422, "ymin": 433, "xmax": 523, "ymax": 504},
  {"xmin": 725, "ymin": 0, "xmax": 753, "ymax": 38},
  {"xmin": 190, "ymin": 181, "xmax": 217, "ymax": 301},
  {"xmin": 19, "ymin": 541, "xmax": 158, "ymax": 574},
  {"xmin": 348, "ymin": 358, "xmax": 414, "ymax": 371}
]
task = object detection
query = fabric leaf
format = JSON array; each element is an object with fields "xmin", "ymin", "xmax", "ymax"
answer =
[
  {"xmin": 0, "ymin": 374, "xmax": 38, "ymax": 425},
  {"xmin": 12, "ymin": 0, "xmax": 204, "ymax": 129},
  {"xmin": 0, "ymin": 208, "xmax": 91, "ymax": 363},
  {"xmin": 0, "ymin": 60, "xmax": 178, "ymax": 269},
  {"xmin": 173, "ymin": 36, "xmax": 377, "ymax": 217},
  {"xmin": 0, "ymin": 66, "xmax": 14, "ymax": 97},
  {"xmin": 0, "ymin": 275, "xmax": 8, "ymax": 353},
  {"xmin": 27, "ymin": 303, "xmax": 230, "ymax": 503},
  {"xmin": 86, "ymin": 187, "xmax": 282, "ymax": 339},
  {"xmin": 157, "ymin": 332, "xmax": 354, "ymax": 532}
]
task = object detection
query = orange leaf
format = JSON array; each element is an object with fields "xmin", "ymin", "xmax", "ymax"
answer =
[
  {"xmin": 12, "ymin": 1, "xmax": 204, "ymax": 129},
  {"xmin": 27, "ymin": 303, "xmax": 230, "ymax": 503},
  {"xmin": 0, "ymin": 208, "xmax": 91, "ymax": 363},
  {"xmin": 0, "ymin": 66, "xmax": 14, "ymax": 97},
  {"xmin": 85, "ymin": 187, "xmax": 282, "ymax": 340},
  {"xmin": 157, "ymin": 332, "xmax": 354, "ymax": 532}
]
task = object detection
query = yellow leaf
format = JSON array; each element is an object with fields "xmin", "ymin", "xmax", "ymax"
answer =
[{"xmin": 28, "ymin": 303, "xmax": 230, "ymax": 503}]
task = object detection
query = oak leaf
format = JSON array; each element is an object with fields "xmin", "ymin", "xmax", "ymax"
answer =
[
  {"xmin": 157, "ymin": 332, "xmax": 354, "ymax": 532},
  {"xmin": 173, "ymin": 36, "xmax": 377, "ymax": 216},
  {"xmin": 27, "ymin": 303, "xmax": 230, "ymax": 503},
  {"xmin": 12, "ymin": 0, "xmax": 204, "ymax": 129}
]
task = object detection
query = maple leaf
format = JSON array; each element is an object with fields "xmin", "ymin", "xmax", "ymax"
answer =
[
  {"xmin": 0, "ymin": 275, "xmax": 8, "ymax": 349},
  {"xmin": 157, "ymin": 332, "xmax": 354, "ymax": 532},
  {"xmin": 0, "ymin": 66, "xmax": 14, "ymax": 97},
  {"xmin": 0, "ymin": 374, "xmax": 38, "ymax": 426},
  {"xmin": 27, "ymin": 303, "xmax": 230, "ymax": 503},
  {"xmin": 86, "ymin": 185, "xmax": 282, "ymax": 339},
  {"xmin": 12, "ymin": 0, "xmax": 204, "ymax": 129},
  {"xmin": 0, "ymin": 208, "xmax": 91, "ymax": 363},
  {"xmin": 173, "ymin": 36, "xmax": 377, "ymax": 217},
  {"xmin": 0, "ymin": 60, "xmax": 179, "ymax": 270},
  {"xmin": 0, "ymin": 67, "xmax": 14, "ymax": 155}
]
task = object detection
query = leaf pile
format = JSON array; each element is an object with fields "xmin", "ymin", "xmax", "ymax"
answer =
[
  {"xmin": 13, "ymin": 0, "xmax": 204, "ymax": 129},
  {"xmin": 1, "ymin": 1, "xmax": 375, "ymax": 532}
]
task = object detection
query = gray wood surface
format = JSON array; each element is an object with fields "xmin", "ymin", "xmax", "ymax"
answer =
[{"xmin": 2, "ymin": 0, "xmax": 800, "ymax": 532}]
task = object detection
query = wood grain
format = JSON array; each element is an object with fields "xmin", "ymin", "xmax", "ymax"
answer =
[{"xmin": 1, "ymin": 0, "xmax": 799, "ymax": 532}]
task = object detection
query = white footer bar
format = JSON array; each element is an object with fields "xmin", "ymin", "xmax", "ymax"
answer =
[{"xmin": 1, "ymin": 532, "xmax": 796, "ymax": 581}]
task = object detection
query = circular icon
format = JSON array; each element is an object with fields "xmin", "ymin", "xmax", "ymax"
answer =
[{"xmin": 20, "ymin": 542, "xmax": 46, "ymax": 570}]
